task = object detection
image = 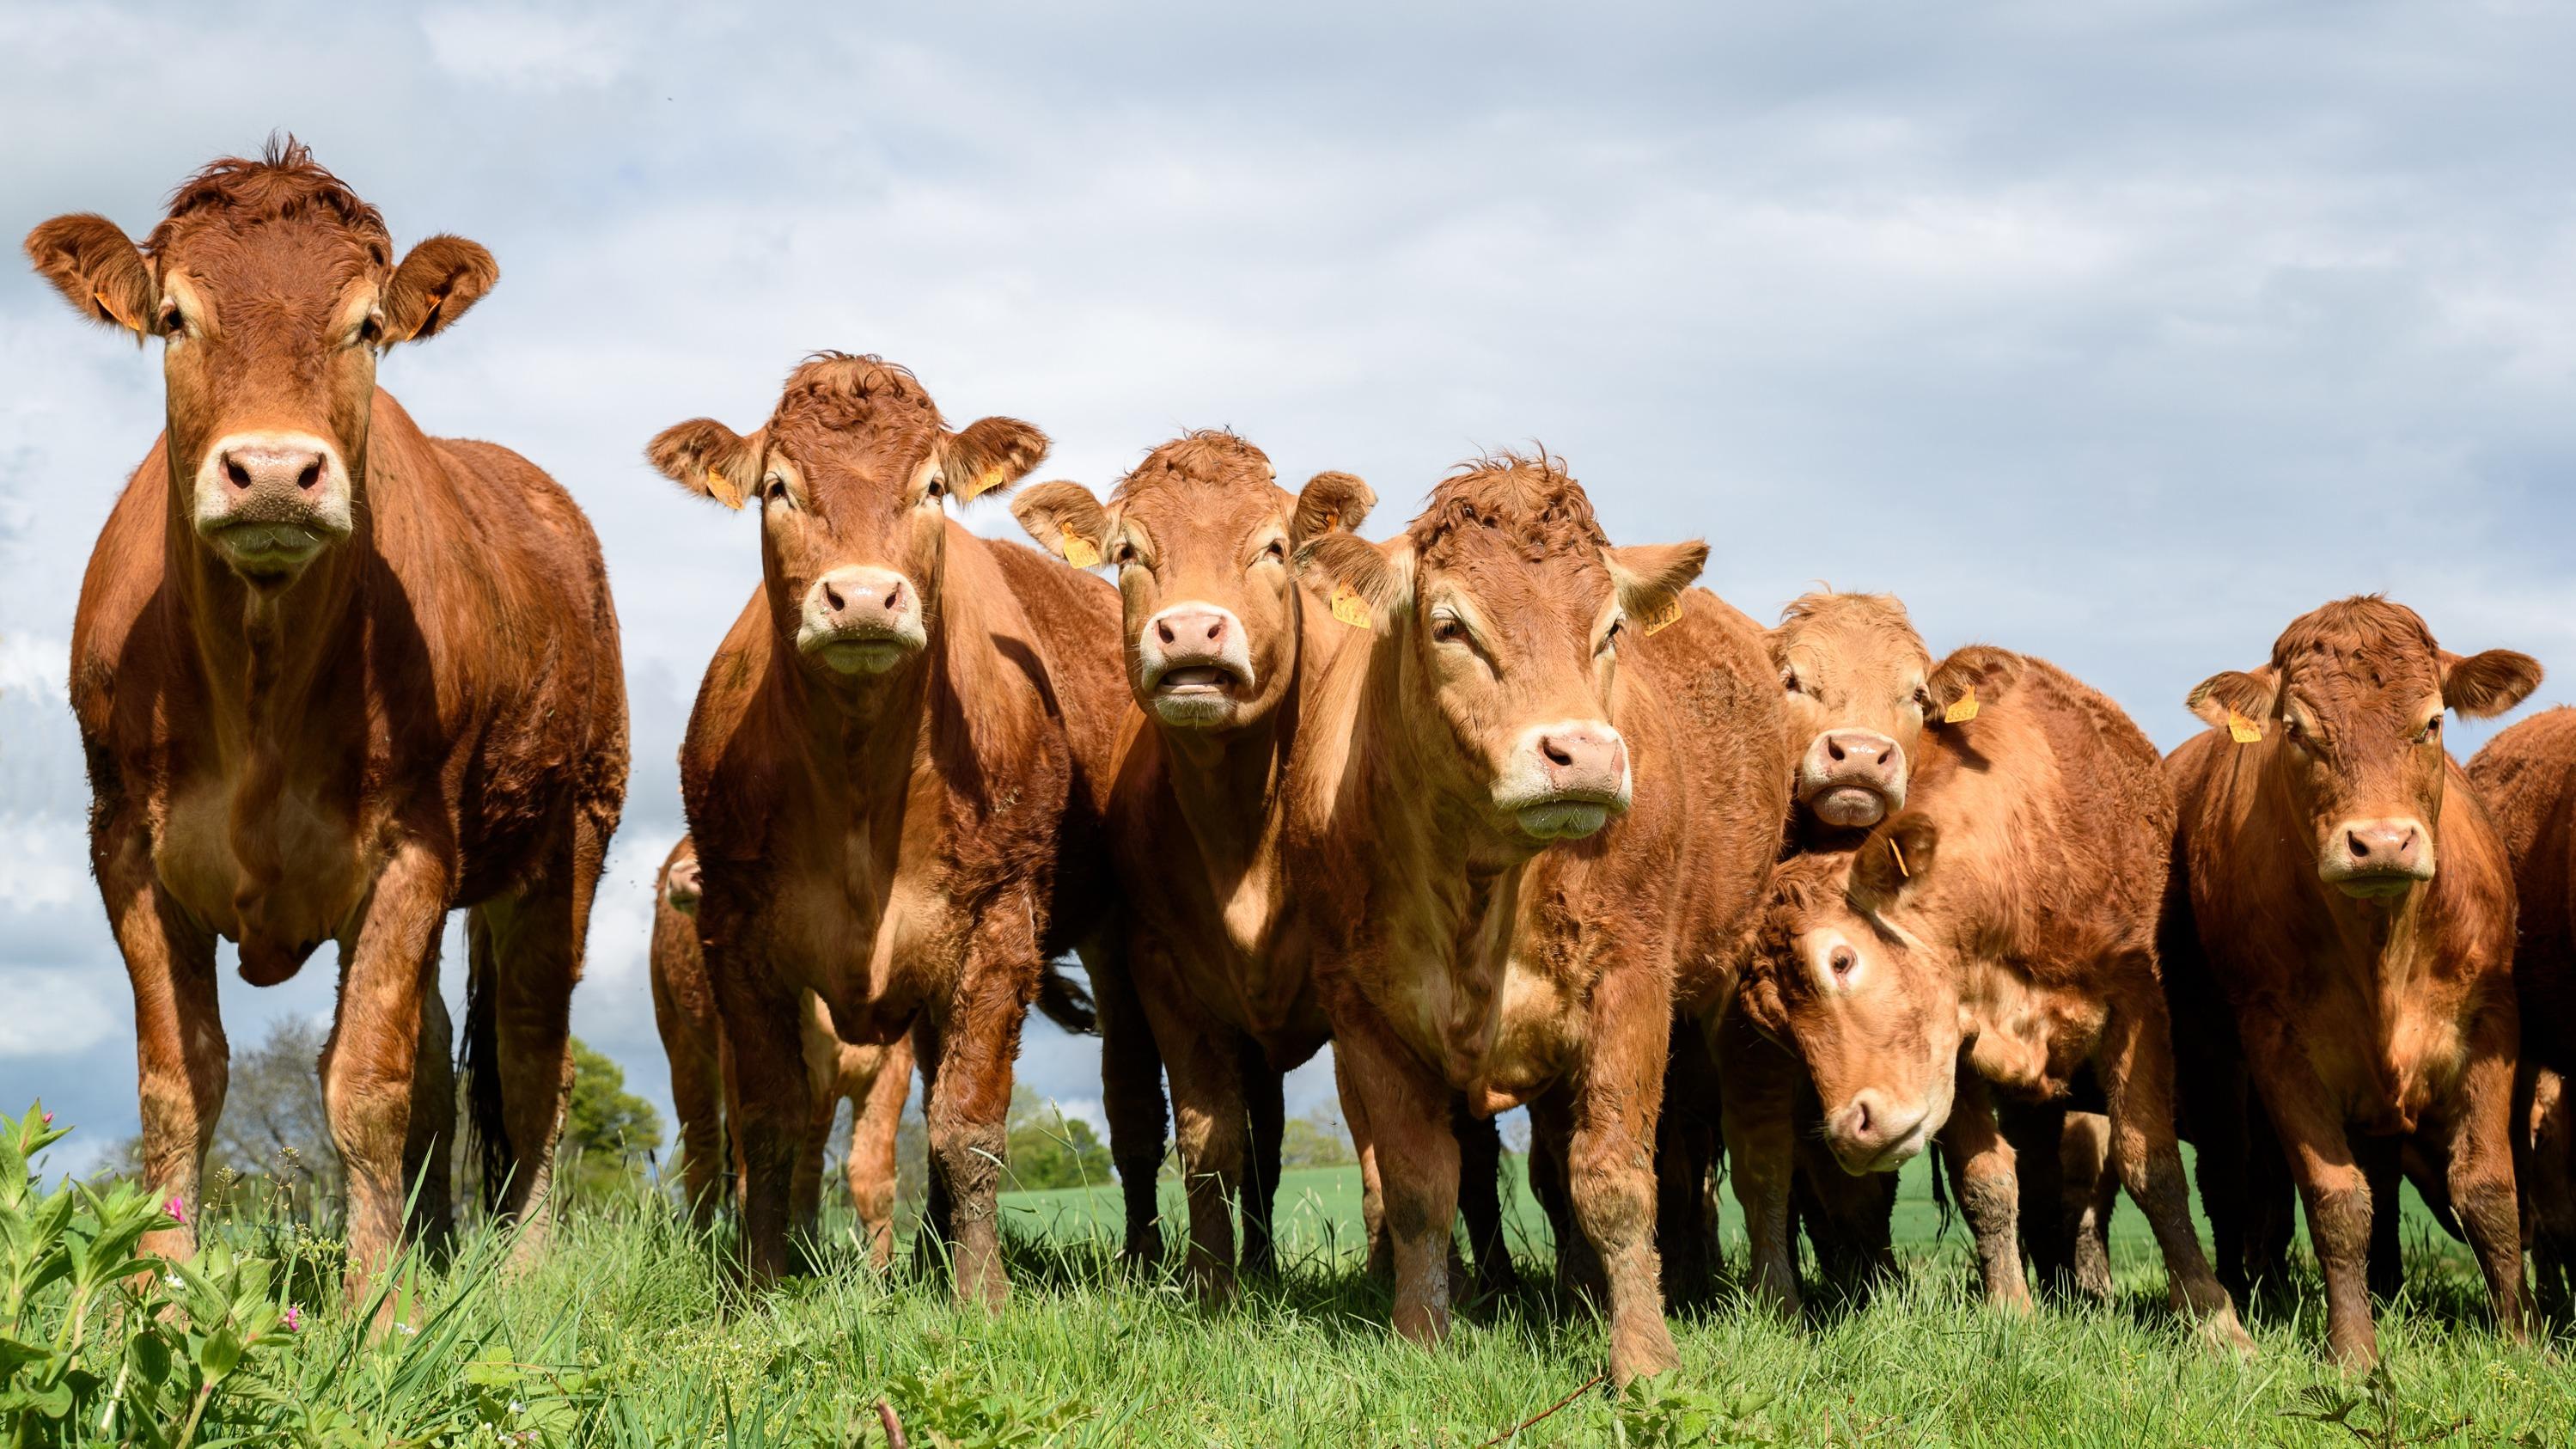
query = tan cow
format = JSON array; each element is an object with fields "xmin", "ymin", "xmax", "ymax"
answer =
[
  {"xmin": 2462, "ymin": 705, "xmax": 2576, "ymax": 1317},
  {"xmin": 26, "ymin": 141, "xmax": 627, "ymax": 1299},
  {"xmin": 650, "ymin": 838, "xmax": 913, "ymax": 1263},
  {"xmin": 2168, "ymin": 596, "xmax": 2535, "ymax": 1366},
  {"xmin": 648, "ymin": 354, "xmax": 1130, "ymax": 1301},
  {"xmin": 1735, "ymin": 651, "xmax": 2249, "ymax": 1349},
  {"xmin": 1291, "ymin": 454, "xmax": 1782, "ymax": 1385}
]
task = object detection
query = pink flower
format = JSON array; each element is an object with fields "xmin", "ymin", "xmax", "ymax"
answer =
[
  {"xmin": 163, "ymin": 1195, "xmax": 189, "ymax": 1226},
  {"xmin": 39, "ymin": 1112, "xmax": 52, "ymax": 1126},
  {"xmin": 283, "ymin": 1306, "xmax": 302, "ymax": 1331}
]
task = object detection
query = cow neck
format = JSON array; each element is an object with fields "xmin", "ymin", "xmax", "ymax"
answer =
[
  {"xmin": 785, "ymin": 628, "xmax": 936, "ymax": 811},
  {"xmin": 1159, "ymin": 600, "xmax": 1309, "ymax": 881},
  {"xmin": 164, "ymin": 425, "xmax": 373, "ymax": 932}
]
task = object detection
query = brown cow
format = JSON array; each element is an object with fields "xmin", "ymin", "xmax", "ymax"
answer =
[
  {"xmin": 1291, "ymin": 454, "xmax": 1782, "ymax": 1385},
  {"xmin": 2168, "ymin": 596, "xmax": 2535, "ymax": 1366},
  {"xmin": 1014, "ymin": 432, "xmax": 1519, "ymax": 1299},
  {"xmin": 26, "ymin": 141, "xmax": 627, "ymax": 1298},
  {"xmin": 2526, "ymin": 1067, "xmax": 2575, "ymax": 1318},
  {"xmin": 649, "ymin": 354, "xmax": 1132, "ymax": 1301},
  {"xmin": 1735, "ymin": 651, "xmax": 2249, "ymax": 1350},
  {"xmin": 650, "ymin": 837, "xmax": 914, "ymax": 1263}
]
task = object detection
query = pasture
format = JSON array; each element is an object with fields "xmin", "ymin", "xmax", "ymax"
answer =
[{"xmin": 13, "ymin": 1104, "xmax": 2565, "ymax": 1448}]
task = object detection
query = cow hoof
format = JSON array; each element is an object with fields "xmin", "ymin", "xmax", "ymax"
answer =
[
  {"xmin": 2201, "ymin": 1308, "xmax": 2258, "ymax": 1360},
  {"xmin": 1608, "ymin": 1327, "xmax": 1682, "ymax": 1389}
]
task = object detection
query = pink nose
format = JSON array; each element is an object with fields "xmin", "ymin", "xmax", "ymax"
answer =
[
  {"xmin": 1823, "ymin": 730, "xmax": 1895, "ymax": 771},
  {"xmin": 1537, "ymin": 724, "xmax": 1626, "ymax": 793},
  {"xmin": 1155, "ymin": 608, "xmax": 1230, "ymax": 654},
  {"xmin": 2344, "ymin": 822, "xmax": 2423, "ymax": 874},
  {"xmin": 1828, "ymin": 1091, "xmax": 1928, "ymax": 1171},
  {"xmin": 665, "ymin": 857, "xmax": 703, "ymax": 913},
  {"xmin": 817, "ymin": 572, "xmax": 910, "ymax": 627},
  {"xmin": 221, "ymin": 443, "xmax": 328, "ymax": 495}
]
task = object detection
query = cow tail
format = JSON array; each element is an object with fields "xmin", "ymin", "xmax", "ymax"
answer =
[
  {"xmin": 1035, "ymin": 964, "xmax": 1098, "ymax": 1035},
  {"xmin": 461, "ymin": 912, "xmax": 511, "ymax": 1212},
  {"xmin": 1927, "ymin": 1140, "xmax": 1956, "ymax": 1241}
]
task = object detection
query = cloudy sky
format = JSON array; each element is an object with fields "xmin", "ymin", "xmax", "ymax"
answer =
[{"xmin": 6, "ymin": 1, "xmax": 2574, "ymax": 1176}]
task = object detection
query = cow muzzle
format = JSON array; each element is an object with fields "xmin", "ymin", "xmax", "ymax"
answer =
[
  {"xmin": 665, "ymin": 854, "xmax": 703, "ymax": 916},
  {"xmin": 192, "ymin": 431, "xmax": 354, "ymax": 578},
  {"xmin": 1494, "ymin": 719, "xmax": 1632, "ymax": 840},
  {"xmin": 1825, "ymin": 1089, "xmax": 1934, "ymax": 1174},
  {"xmin": 799, "ymin": 566, "xmax": 928, "ymax": 675},
  {"xmin": 1137, "ymin": 602, "xmax": 1255, "ymax": 725},
  {"xmin": 1797, "ymin": 728, "xmax": 1907, "ymax": 829},
  {"xmin": 2320, "ymin": 816, "xmax": 2435, "ymax": 898}
]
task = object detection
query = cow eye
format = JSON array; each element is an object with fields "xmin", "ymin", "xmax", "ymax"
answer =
[
  {"xmin": 1829, "ymin": 945, "xmax": 1858, "ymax": 976},
  {"xmin": 761, "ymin": 473, "xmax": 789, "ymax": 504},
  {"xmin": 925, "ymin": 475, "xmax": 948, "ymax": 501},
  {"xmin": 1782, "ymin": 669, "xmax": 1804, "ymax": 695},
  {"xmin": 1912, "ymin": 688, "xmax": 1932, "ymax": 714},
  {"xmin": 1431, "ymin": 614, "xmax": 1470, "ymax": 645},
  {"xmin": 1112, "ymin": 541, "xmax": 1138, "ymax": 568},
  {"xmin": 1261, "ymin": 538, "xmax": 1287, "ymax": 564},
  {"xmin": 158, "ymin": 302, "xmax": 186, "ymax": 337},
  {"xmin": 357, "ymin": 310, "xmax": 384, "ymax": 346},
  {"xmin": 1598, "ymin": 619, "xmax": 1623, "ymax": 654},
  {"xmin": 2417, "ymin": 715, "xmax": 2443, "ymax": 744}
]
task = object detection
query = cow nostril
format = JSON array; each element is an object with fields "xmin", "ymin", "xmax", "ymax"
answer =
[
  {"xmin": 1542, "ymin": 737, "xmax": 1575, "ymax": 768},
  {"xmin": 295, "ymin": 459, "xmax": 322, "ymax": 492},
  {"xmin": 1827, "ymin": 736, "xmax": 1847, "ymax": 762},
  {"xmin": 2348, "ymin": 830, "xmax": 2372, "ymax": 859},
  {"xmin": 1877, "ymin": 745, "xmax": 1895, "ymax": 767},
  {"xmin": 224, "ymin": 456, "xmax": 252, "ymax": 489},
  {"xmin": 1202, "ymin": 618, "xmax": 1224, "ymax": 643},
  {"xmin": 821, "ymin": 581, "xmax": 845, "ymax": 614},
  {"xmin": 882, "ymin": 580, "xmax": 906, "ymax": 612},
  {"xmin": 1853, "ymin": 1101, "xmax": 1873, "ymax": 1138},
  {"xmin": 1157, "ymin": 619, "xmax": 1177, "ymax": 645}
]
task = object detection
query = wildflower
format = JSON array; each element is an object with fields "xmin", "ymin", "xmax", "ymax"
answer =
[
  {"xmin": 40, "ymin": 1111, "xmax": 52, "ymax": 1126},
  {"xmin": 164, "ymin": 1274, "xmax": 185, "ymax": 1292},
  {"xmin": 283, "ymin": 1305, "xmax": 302, "ymax": 1331},
  {"xmin": 163, "ymin": 1195, "xmax": 188, "ymax": 1226},
  {"xmin": 510, "ymin": 1400, "xmax": 526, "ymax": 1415},
  {"xmin": 395, "ymin": 1322, "xmax": 417, "ymax": 1336}
]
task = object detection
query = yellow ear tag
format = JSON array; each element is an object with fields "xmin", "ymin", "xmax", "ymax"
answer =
[
  {"xmin": 2226, "ymin": 706, "xmax": 2264, "ymax": 744},
  {"xmin": 968, "ymin": 466, "xmax": 1008, "ymax": 499},
  {"xmin": 1889, "ymin": 837, "xmax": 1911, "ymax": 880},
  {"xmin": 1061, "ymin": 532, "xmax": 1102, "ymax": 569},
  {"xmin": 1639, "ymin": 597, "xmax": 1683, "ymax": 637},
  {"xmin": 1943, "ymin": 685, "xmax": 1979, "ymax": 724},
  {"xmin": 1329, "ymin": 583, "xmax": 1372, "ymax": 630},
  {"xmin": 706, "ymin": 467, "xmax": 745, "ymax": 511},
  {"xmin": 1322, "ymin": 508, "xmax": 1342, "ymax": 532}
]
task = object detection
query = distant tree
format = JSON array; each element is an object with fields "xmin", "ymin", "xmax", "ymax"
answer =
[
  {"xmin": 1278, "ymin": 1104, "xmax": 1356, "ymax": 1170},
  {"xmin": 1002, "ymin": 1086, "xmax": 1114, "ymax": 1191},
  {"xmin": 102, "ymin": 1016, "xmax": 339, "ymax": 1214},
  {"xmin": 559, "ymin": 1039, "xmax": 662, "ymax": 1201}
]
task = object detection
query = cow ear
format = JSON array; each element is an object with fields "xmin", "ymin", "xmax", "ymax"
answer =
[
  {"xmin": 24, "ymin": 213, "xmax": 156, "ymax": 334},
  {"xmin": 1849, "ymin": 813, "xmax": 1938, "ymax": 915},
  {"xmin": 646, "ymin": 419, "xmax": 761, "ymax": 510},
  {"xmin": 2186, "ymin": 666, "xmax": 2277, "ymax": 731},
  {"xmin": 1297, "ymin": 531, "xmax": 1414, "ymax": 631},
  {"xmin": 1291, "ymin": 471, "xmax": 1376, "ymax": 547},
  {"xmin": 1604, "ymin": 541, "xmax": 1707, "ymax": 629},
  {"xmin": 1011, "ymin": 482, "xmax": 1111, "ymax": 567},
  {"xmin": 383, "ymin": 235, "xmax": 497, "ymax": 345},
  {"xmin": 942, "ymin": 417, "xmax": 1050, "ymax": 503},
  {"xmin": 2442, "ymin": 650, "xmax": 2542, "ymax": 719},
  {"xmin": 1926, "ymin": 646, "xmax": 2024, "ymax": 725}
]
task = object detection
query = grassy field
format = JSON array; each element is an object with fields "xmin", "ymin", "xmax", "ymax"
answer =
[{"xmin": 38, "ymin": 1139, "xmax": 2567, "ymax": 1448}]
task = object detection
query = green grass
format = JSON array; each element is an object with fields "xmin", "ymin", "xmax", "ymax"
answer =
[{"xmin": 87, "ymin": 1152, "xmax": 2567, "ymax": 1447}]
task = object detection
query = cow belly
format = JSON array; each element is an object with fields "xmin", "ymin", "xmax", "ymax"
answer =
[
  {"xmin": 157, "ymin": 776, "xmax": 366, "ymax": 954},
  {"xmin": 803, "ymin": 866, "xmax": 965, "ymax": 1046},
  {"xmin": 1390, "ymin": 957, "xmax": 1573, "ymax": 1110}
]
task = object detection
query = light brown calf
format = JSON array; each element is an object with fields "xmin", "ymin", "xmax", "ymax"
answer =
[
  {"xmin": 2167, "ymin": 596, "xmax": 2535, "ymax": 1366},
  {"xmin": 1291, "ymin": 455, "xmax": 1782, "ymax": 1385},
  {"xmin": 651, "ymin": 354, "xmax": 1129, "ymax": 1300},
  {"xmin": 650, "ymin": 838, "xmax": 913, "ymax": 1263},
  {"xmin": 27, "ymin": 141, "xmax": 627, "ymax": 1299},
  {"xmin": 1737, "ymin": 651, "xmax": 2248, "ymax": 1349}
]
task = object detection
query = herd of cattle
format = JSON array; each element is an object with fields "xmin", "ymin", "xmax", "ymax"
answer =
[{"xmin": 23, "ymin": 143, "xmax": 2576, "ymax": 1379}]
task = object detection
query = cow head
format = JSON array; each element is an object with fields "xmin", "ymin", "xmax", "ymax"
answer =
[
  {"xmin": 24, "ymin": 138, "xmax": 497, "ymax": 588},
  {"xmin": 649, "ymin": 354, "xmax": 1045, "ymax": 686},
  {"xmin": 662, "ymin": 846, "xmax": 703, "ymax": 918},
  {"xmin": 1013, "ymin": 431, "xmax": 1372, "ymax": 731},
  {"xmin": 1768, "ymin": 593, "xmax": 1988, "ymax": 832},
  {"xmin": 2187, "ymin": 596, "xmax": 2539, "ymax": 900},
  {"xmin": 1740, "ymin": 816, "xmax": 1960, "ymax": 1173},
  {"xmin": 1302, "ymin": 453, "xmax": 1704, "ymax": 846}
]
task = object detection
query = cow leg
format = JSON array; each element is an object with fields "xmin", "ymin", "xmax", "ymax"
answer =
[
  {"xmin": 2097, "ymin": 982, "xmax": 2249, "ymax": 1351},
  {"xmin": 470, "ymin": 868, "xmax": 594, "ymax": 1265},
  {"xmin": 1526, "ymin": 1091, "xmax": 1598, "ymax": 1304},
  {"xmin": 2438, "ymin": 997, "xmax": 2527, "ymax": 1345},
  {"xmin": 2067, "ymin": 1115, "xmax": 2120, "ymax": 1304},
  {"xmin": 1334, "ymin": 1017, "xmax": 1458, "ymax": 1348},
  {"xmin": 321, "ymin": 841, "xmax": 451, "ymax": 1307},
  {"xmin": 927, "ymin": 899, "xmax": 1041, "ymax": 1313},
  {"xmin": 1082, "ymin": 936, "xmax": 1169, "ymax": 1270},
  {"xmin": 1241, "ymin": 1046, "xmax": 1285, "ymax": 1281},
  {"xmin": 1566, "ymin": 959, "xmax": 1681, "ymax": 1387},
  {"xmin": 2243, "ymin": 1100, "xmax": 2301, "ymax": 1296},
  {"xmin": 1140, "ymin": 981, "xmax": 1250, "ymax": 1303},
  {"xmin": 711, "ymin": 957, "xmax": 812, "ymax": 1287},
  {"xmin": 1335, "ymin": 1050, "xmax": 1393, "ymax": 1279},
  {"xmin": 848, "ymin": 1038, "xmax": 912, "ymax": 1269},
  {"xmin": 1938, "ymin": 1067, "xmax": 2032, "ymax": 1313},
  {"xmin": 2002, "ymin": 1098, "xmax": 2072, "ymax": 1299},
  {"xmin": 2358, "ymin": 1136, "xmax": 2404, "ymax": 1302},
  {"xmin": 2238, "ymin": 1014, "xmax": 2376, "ymax": 1368},
  {"xmin": 910, "ymin": 1018, "xmax": 955, "ymax": 1275},
  {"xmin": 403, "ymin": 981, "xmax": 456, "ymax": 1257},
  {"xmin": 1718, "ymin": 1017, "xmax": 1802, "ymax": 1322},
  {"xmin": 1655, "ymin": 1021, "xmax": 1719, "ymax": 1308},
  {"xmin": 654, "ymin": 957, "xmax": 729, "ymax": 1232},
  {"xmin": 791, "ymin": 1085, "xmax": 833, "ymax": 1256},
  {"xmin": 1456, "ymin": 1101, "xmax": 1518, "ymax": 1299},
  {"xmin": 103, "ymin": 828, "xmax": 225, "ymax": 1263}
]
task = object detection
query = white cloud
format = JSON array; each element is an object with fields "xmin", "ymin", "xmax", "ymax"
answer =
[
  {"xmin": 0, "ymin": 967, "xmax": 123, "ymax": 1059},
  {"xmin": 419, "ymin": 5, "xmax": 638, "ymax": 92}
]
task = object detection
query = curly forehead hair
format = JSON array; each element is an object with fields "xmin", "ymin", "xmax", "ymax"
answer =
[
  {"xmin": 1749, "ymin": 852, "xmax": 1853, "ymax": 974},
  {"xmin": 1112, "ymin": 429, "xmax": 1274, "ymax": 504},
  {"xmin": 2274, "ymin": 596, "xmax": 2438, "ymax": 666},
  {"xmin": 1407, "ymin": 451, "xmax": 1608, "ymax": 564},
  {"xmin": 770, "ymin": 352, "xmax": 944, "ymax": 434},
  {"xmin": 149, "ymin": 135, "xmax": 390, "ymax": 261}
]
